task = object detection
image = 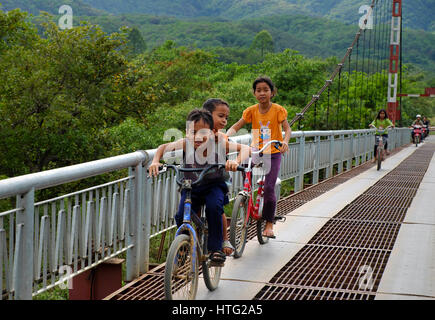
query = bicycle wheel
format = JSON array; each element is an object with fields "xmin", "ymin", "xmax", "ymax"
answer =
[
  {"xmin": 230, "ymin": 194, "xmax": 249, "ymax": 258},
  {"xmin": 256, "ymin": 195, "xmax": 269, "ymax": 245},
  {"xmin": 377, "ymin": 147, "xmax": 382, "ymax": 171},
  {"xmin": 200, "ymin": 221, "xmax": 222, "ymax": 291},
  {"xmin": 164, "ymin": 234, "xmax": 199, "ymax": 300},
  {"xmin": 256, "ymin": 219, "xmax": 269, "ymax": 244}
]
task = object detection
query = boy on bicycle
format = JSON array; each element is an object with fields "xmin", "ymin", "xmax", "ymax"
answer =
[{"xmin": 149, "ymin": 109, "xmax": 250, "ymax": 265}]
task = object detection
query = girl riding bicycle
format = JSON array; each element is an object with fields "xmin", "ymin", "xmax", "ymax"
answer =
[
  {"xmin": 149, "ymin": 109, "xmax": 250, "ymax": 265},
  {"xmin": 227, "ymin": 76, "xmax": 291, "ymax": 239},
  {"xmin": 369, "ymin": 109, "xmax": 394, "ymax": 162},
  {"xmin": 202, "ymin": 98, "xmax": 235, "ymax": 256}
]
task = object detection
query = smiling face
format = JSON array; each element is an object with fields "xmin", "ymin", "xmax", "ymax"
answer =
[
  {"xmin": 254, "ymin": 81, "xmax": 273, "ymax": 105},
  {"xmin": 186, "ymin": 119, "xmax": 213, "ymax": 149},
  {"xmin": 211, "ymin": 104, "xmax": 229, "ymax": 131},
  {"xmin": 379, "ymin": 111, "xmax": 386, "ymax": 120}
]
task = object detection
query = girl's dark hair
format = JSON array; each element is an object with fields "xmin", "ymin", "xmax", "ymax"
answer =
[
  {"xmin": 186, "ymin": 109, "xmax": 214, "ymax": 129},
  {"xmin": 202, "ymin": 98, "xmax": 230, "ymax": 113},
  {"xmin": 376, "ymin": 109, "xmax": 389, "ymax": 120},
  {"xmin": 252, "ymin": 76, "xmax": 277, "ymax": 96}
]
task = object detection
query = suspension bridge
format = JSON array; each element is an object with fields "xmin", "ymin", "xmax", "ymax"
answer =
[{"xmin": 0, "ymin": 0, "xmax": 434, "ymax": 301}]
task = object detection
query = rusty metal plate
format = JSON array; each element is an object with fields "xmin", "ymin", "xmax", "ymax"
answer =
[
  {"xmin": 257, "ymin": 245, "xmax": 390, "ymax": 296},
  {"xmin": 308, "ymin": 219, "xmax": 401, "ymax": 250},
  {"xmin": 254, "ymin": 284, "xmax": 375, "ymax": 300},
  {"xmin": 334, "ymin": 204, "xmax": 408, "ymax": 222},
  {"xmin": 351, "ymin": 194, "xmax": 413, "ymax": 209}
]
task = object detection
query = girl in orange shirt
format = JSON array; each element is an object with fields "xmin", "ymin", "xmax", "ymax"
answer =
[{"xmin": 228, "ymin": 76, "xmax": 291, "ymax": 238}]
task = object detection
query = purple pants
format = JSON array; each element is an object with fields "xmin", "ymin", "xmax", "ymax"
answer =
[{"xmin": 253, "ymin": 152, "xmax": 282, "ymax": 223}]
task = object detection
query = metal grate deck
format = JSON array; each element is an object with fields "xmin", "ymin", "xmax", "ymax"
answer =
[
  {"xmin": 108, "ymin": 144, "xmax": 433, "ymax": 301},
  {"xmin": 254, "ymin": 144, "xmax": 435, "ymax": 300}
]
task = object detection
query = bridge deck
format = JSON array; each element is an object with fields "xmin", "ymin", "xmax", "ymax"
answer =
[{"xmin": 106, "ymin": 137, "xmax": 435, "ymax": 300}]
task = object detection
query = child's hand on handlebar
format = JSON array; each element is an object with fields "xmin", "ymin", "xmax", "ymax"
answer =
[
  {"xmin": 225, "ymin": 160, "xmax": 240, "ymax": 172},
  {"xmin": 280, "ymin": 141, "xmax": 289, "ymax": 153},
  {"xmin": 148, "ymin": 162, "xmax": 163, "ymax": 177}
]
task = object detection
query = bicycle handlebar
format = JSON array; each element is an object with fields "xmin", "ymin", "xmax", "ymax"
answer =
[
  {"xmin": 155, "ymin": 163, "xmax": 245, "ymax": 187},
  {"xmin": 251, "ymin": 140, "xmax": 283, "ymax": 155}
]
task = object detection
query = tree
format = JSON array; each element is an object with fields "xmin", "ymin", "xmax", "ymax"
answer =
[
  {"xmin": 0, "ymin": 10, "xmax": 128, "ymax": 177},
  {"xmin": 251, "ymin": 29, "xmax": 274, "ymax": 58},
  {"xmin": 127, "ymin": 26, "xmax": 146, "ymax": 56}
]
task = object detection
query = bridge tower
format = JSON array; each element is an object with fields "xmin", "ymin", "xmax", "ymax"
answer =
[{"xmin": 387, "ymin": 0, "xmax": 402, "ymax": 124}]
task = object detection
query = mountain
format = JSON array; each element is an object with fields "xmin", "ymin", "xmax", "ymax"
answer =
[
  {"xmin": 81, "ymin": 0, "xmax": 435, "ymax": 31},
  {"xmin": 0, "ymin": 0, "xmax": 106, "ymax": 16},
  {"xmin": 82, "ymin": 13, "xmax": 435, "ymax": 72}
]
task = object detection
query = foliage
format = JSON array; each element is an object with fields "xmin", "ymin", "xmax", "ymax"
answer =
[
  {"xmin": 0, "ymin": 7, "xmax": 433, "ymax": 182},
  {"xmin": 126, "ymin": 26, "xmax": 146, "ymax": 56},
  {"xmin": 78, "ymin": 0, "xmax": 435, "ymax": 31},
  {"xmin": 0, "ymin": 0, "xmax": 106, "ymax": 16},
  {"xmin": 69, "ymin": 13, "xmax": 435, "ymax": 74},
  {"xmin": 0, "ymin": 10, "xmax": 128, "ymax": 177},
  {"xmin": 251, "ymin": 30, "xmax": 274, "ymax": 57}
]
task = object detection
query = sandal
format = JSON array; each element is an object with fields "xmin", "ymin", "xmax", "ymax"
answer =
[
  {"xmin": 209, "ymin": 250, "xmax": 226, "ymax": 267},
  {"xmin": 222, "ymin": 240, "xmax": 234, "ymax": 256},
  {"xmin": 262, "ymin": 229, "xmax": 276, "ymax": 239}
]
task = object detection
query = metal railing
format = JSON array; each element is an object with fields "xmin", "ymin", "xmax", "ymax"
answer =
[{"xmin": 0, "ymin": 128, "xmax": 411, "ymax": 299}]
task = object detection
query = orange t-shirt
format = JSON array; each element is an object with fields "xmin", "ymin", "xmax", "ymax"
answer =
[{"xmin": 242, "ymin": 103, "xmax": 288, "ymax": 154}]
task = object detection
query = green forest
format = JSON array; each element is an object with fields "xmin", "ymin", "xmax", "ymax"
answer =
[{"xmin": 1, "ymin": 3, "xmax": 434, "ymax": 182}]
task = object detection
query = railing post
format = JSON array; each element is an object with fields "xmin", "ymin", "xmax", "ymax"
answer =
[
  {"xmin": 346, "ymin": 133, "xmax": 352, "ymax": 171},
  {"xmin": 349, "ymin": 131, "xmax": 355, "ymax": 169},
  {"xmin": 127, "ymin": 163, "xmax": 144, "ymax": 280},
  {"xmin": 355, "ymin": 133, "xmax": 361, "ymax": 166},
  {"xmin": 313, "ymin": 135, "xmax": 320, "ymax": 184},
  {"xmin": 142, "ymin": 172, "xmax": 151, "ymax": 274},
  {"xmin": 363, "ymin": 132, "xmax": 368, "ymax": 163},
  {"xmin": 326, "ymin": 134, "xmax": 335, "ymax": 179},
  {"xmin": 295, "ymin": 133, "xmax": 305, "ymax": 192},
  {"xmin": 338, "ymin": 134, "xmax": 344, "ymax": 173},
  {"xmin": 126, "ymin": 167, "xmax": 137, "ymax": 281},
  {"xmin": 14, "ymin": 187, "xmax": 34, "ymax": 300}
]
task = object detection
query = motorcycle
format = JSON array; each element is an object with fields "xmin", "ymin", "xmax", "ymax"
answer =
[{"xmin": 412, "ymin": 125, "xmax": 423, "ymax": 146}]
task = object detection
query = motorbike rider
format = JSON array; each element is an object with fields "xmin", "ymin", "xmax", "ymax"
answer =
[{"xmin": 410, "ymin": 115, "xmax": 425, "ymax": 142}]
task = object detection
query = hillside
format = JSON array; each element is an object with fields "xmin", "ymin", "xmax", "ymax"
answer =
[
  {"xmin": 81, "ymin": 0, "xmax": 435, "ymax": 31},
  {"xmin": 82, "ymin": 13, "xmax": 435, "ymax": 73},
  {"xmin": 0, "ymin": 0, "xmax": 106, "ymax": 16},
  {"xmin": 3, "ymin": 0, "xmax": 434, "ymax": 31}
]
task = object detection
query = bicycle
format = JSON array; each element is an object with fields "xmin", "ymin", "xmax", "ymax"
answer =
[
  {"xmin": 374, "ymin": 127, "xmax": 389, "ymax": 171},
  {"xmin": 229, "ymin": 140, "xmax": 286, "ymax": 258},
  {"xmin": 161, "ymin": 163, "xmax": 244, "ymax": 300}
]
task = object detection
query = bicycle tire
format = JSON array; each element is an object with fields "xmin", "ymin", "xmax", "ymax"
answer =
[
  {"xmin": 164, "ymin": 234, "xmax": 199, "ymax": 300},
  {"xmin": 377, "ymin": 147, "xmax": 382, "ymax": 171},
  {"xmin": 230, "ymin": 194, "xmax": 249, "ymax": 258},
  {"xmin": 200, "ymin": 221, "xmax": 221, "ymax": 291},
  {"xmin": 256, "ymin": 218, "xmax": 270, "ymax": 245},
  {"xmin": 255, "ymin": 190, "xmax": 270, "ymax": 244}
]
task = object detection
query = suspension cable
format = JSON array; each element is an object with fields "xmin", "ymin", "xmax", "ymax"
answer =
[{"xmin": 287, "ymin": 0, "xmax": 377, "ymax": 127}]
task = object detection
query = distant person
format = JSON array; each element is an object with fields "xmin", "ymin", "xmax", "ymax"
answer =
[
  {"xmin": 227, "ymin": 76, "xmax": 291, "ymax": 239},
  {"xmin": 369, "ymin": 109, "xmax": 394, "ymax": 162},
  {"xmin": 410, "ymin": 115, "xmax": 425, "ymax": 142}
]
